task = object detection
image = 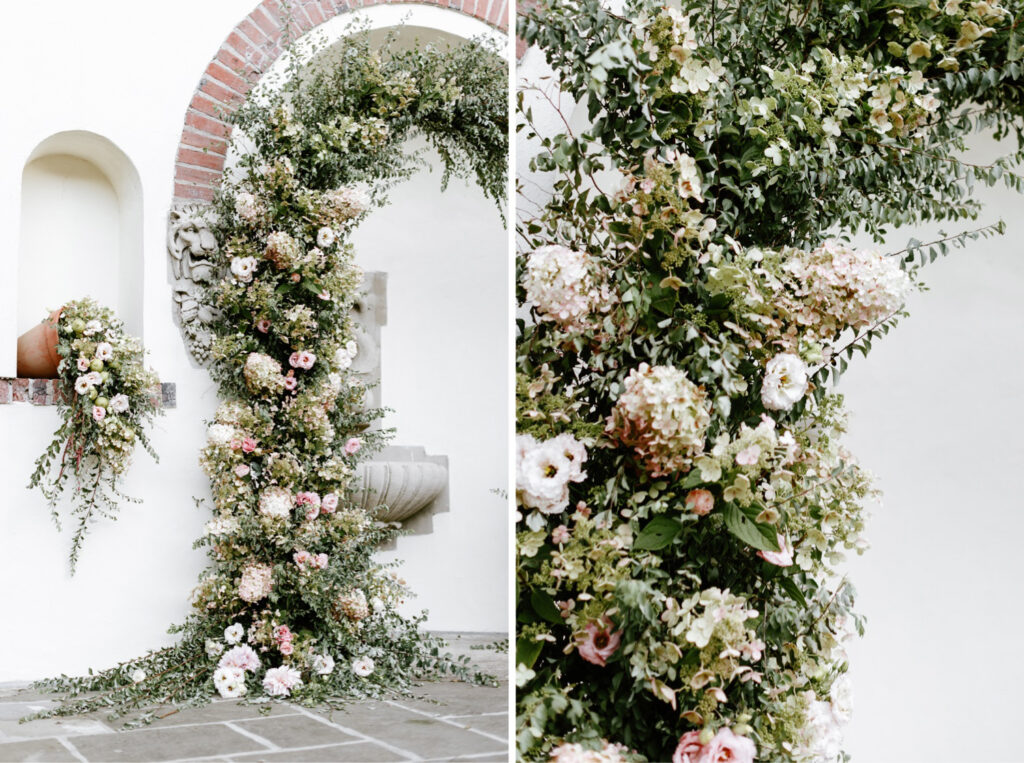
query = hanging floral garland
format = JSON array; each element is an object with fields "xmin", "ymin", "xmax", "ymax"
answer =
[
  {"xmin": 32, "ymin": 28, "xmax": 506, "ymax": 721},
  {"xmin": 28, "ymin": 298, "xmax": 162, "ymax": 573},
  {"xmin": 516, "ymin": 1, "xmax": 1022, "ymax": 761}
]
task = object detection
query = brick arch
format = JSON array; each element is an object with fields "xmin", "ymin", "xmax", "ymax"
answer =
[{"xmin": 173, "ymin": 0, "xmax": 507, "ymax": 203}]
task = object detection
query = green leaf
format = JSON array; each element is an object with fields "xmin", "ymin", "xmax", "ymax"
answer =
[
  {"xmin": 530, "ymin": 590, "xmax": 563, "ymax": 624},
  {"xmin": 721, "ymin": 503, "xmax": 780, "ymax": 552},
  {"xmin": 777, "ymin": 575, "xmax": 808, "ymax": 608},
  {"xmin": 633, "ymin": 515, "xmax": 683, "ymax": 550},
  {"xmin": 516, "ymin": 635, "xmax": 544, "ymax": 670}
]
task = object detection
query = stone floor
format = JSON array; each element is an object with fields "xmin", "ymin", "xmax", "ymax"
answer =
[{"xmin": 0, "ymin": 634, "xmax": 508, "ymax": 763}]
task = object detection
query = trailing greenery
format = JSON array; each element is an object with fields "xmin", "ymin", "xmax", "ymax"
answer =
[
  {"xmin": 516, "ymin": 1, "xmax": 1024, "ymax": 761},
  {"xmin": 31, "ymin": 27, "xmax": 507, "ymax": 725},
  {"xmin": 28, "ymin": 299, "xmax": 161, "ymax": 573}
]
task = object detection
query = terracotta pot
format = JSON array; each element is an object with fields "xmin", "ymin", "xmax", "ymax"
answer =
[{"xmin": 16, "ymin": 308, "xmax": 63, "ymax": 378}]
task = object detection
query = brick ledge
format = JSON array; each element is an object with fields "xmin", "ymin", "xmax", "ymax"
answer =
[{"xmin": 0, "ymin": 379, "xmax": 177, "ymax": 408}]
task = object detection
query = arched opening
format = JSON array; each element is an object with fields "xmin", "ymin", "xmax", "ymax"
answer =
[{"xmin": 17, "ymin": 131, "xmax": 143, "ymax": 346}]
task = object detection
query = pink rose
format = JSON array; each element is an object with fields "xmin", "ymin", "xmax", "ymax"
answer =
[
  {"xmin": 242, "ymin": 437, "xmax": 257, "ymax": 453},
  {"xmin": 551, "ymin": 525, "xmax": 570, "ymax": 544},
  {"xmin": 321, "ymin": 493, "xmax": 338, "ymax": 514},
  {"xmin": 306, "ymin": 505, "xmax": 319, "ymax": 521},
  {"xmin": 344, "ymin": 438, "xmax": 362, "ymax": 455},
  {"xmin": 92, "ymin": 406, "xmax": 105, "ymax": 422},
  {"xmin": 757, "ymin": 534, "xmax": 794, "ymax": 567},
  {"xmin": 672, "ymin": 731, "xmax": 705, "ymax": 763},
  {"xmin": 735, "ymin": 445, "xmax": 761, "ymax": 466},
  {"xmin": 288, "ymin": 351, "xmax": 316, "ymax": 370},
  {"xmin": 256, "ymin": 319, "xmax": 271, "ymax": 333},
  {"xmin": 273, "ymin": 624, "xmax": 292, "ymax": 642},
  {"xmin": 235, "ymin": 464, "xmax": 250, "ymax": 478},
  {"xmin": 576, "ymin": 618, "xmax": 622, "ymax": 667},
  {"xmin": 686, "ymin": 489, "xmax": 715, "ymax": 517},
  {"xmin": 230, "ymin": 438, "xmax": 242, "ymax": 450},
  {"xmin": 702, "ymin": 728, "xmax": 756, "ymax": 763},
  {"xmin": 279, "ymin": 641, "xmax": 294, "ymax": 656},
  {"xmin": 296, "ymin": 491, "xmax": 321, "ymax": 507}
]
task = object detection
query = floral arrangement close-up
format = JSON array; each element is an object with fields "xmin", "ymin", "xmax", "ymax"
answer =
[
  {"xmin": 26, "ymin": 298, "xmax": 162, "ymax": 573},
  {"xmin": 28, "ymin": 28, "xmax": 507, "ymax": 723},
  {"xmin": 515, "ymin": 0, "xmax": 1024, "ymax": 761}
]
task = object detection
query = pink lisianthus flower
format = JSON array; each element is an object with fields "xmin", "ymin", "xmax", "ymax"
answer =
[
  {"xmin": 256, "ymin": 319, "xmax": 271, "ymax": 333},
  {"xmin": 344, "ymin": 437, "xmax": 362, "ymax": 455},
  {"xmin": 757, "ymin": 534, "xmax": 794, "ymax": 567},
  {"xmin": 92, "ymin": 406, "xmax": 106, "ymax": 422},
  {"xmin": 242, "ymin": 437, "xmax": 257, "ymax": 453},
  {"xmin": 234, "ymin": 464, "xmax": 250, "ymax": 478},
  {"xmin": 672, "ymin": 731, "xmax": 705, "ymax": 763},
  {"xmin": 686, "ymin": 489, "xmax": 715, "ymax": 517},
  {"xmin": 283, "ymin": 374, "xmax": 298, "ymax": 391},
  {"xmin": 77, "ymin": 357, "xmax": 90, "ymax": 372},
  {"xmin": 288, "ymin": 351, "xmax": 316, "ymax": 370},
  {"xmin": 576, "ymin": 618, "xmax": 622, "ymax": 667},
  {"xmin": 321, "ymin": 493, "xmax": 339, "ymax": 514}
]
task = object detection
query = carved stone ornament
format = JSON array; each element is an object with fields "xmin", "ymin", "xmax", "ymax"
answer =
[
  {"xmin": 354, "ymin": 446, "xmax": 450, "ymax": 542},
  {"xmin": 168, "ymin": 202, "xmax": 220, "ymax": 365}
]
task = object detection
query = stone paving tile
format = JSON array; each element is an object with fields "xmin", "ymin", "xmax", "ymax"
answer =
[
  {"xmin": 445, "ymin": 713, "xmax": 508, "ymax": 740},
  {"xmin": 0, "ymin": 715, "xmax": 111, "ymax": 743},
  {"xmin": 226, "ymin": 740, "xmax": 408, "ymax": 762},
  {"xmin": 394, "ymin": 680, "xmax": 509, "ymax": 718},
  {"xmin": 70, "ymin": 722, "xmax": 267, "ymax": 762},
  {"xmin": 0, "ymin": 738, "xmax": 78, "ymax": 762},
  {"xmin": 233, "ymin": 714, "xmax": 358, "ymax": 749},
  {"xmin": 317, "ymin": 702, "xmax": 504, "ymax": 759}
]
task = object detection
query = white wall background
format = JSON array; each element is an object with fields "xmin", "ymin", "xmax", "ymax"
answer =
[
  {"xmin": 519, "ymin": 42, "xmax": 1024, "ymax": 763},
  {"xmin": 0, "ymin": 0, "xmax": 508, "ymax": 683}
]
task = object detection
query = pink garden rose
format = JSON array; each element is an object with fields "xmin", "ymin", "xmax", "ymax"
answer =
[
  {"xmin": 242, "ymin": 437, "xmax": 257, "ymax": 453},
  {"xmin": 279, "ymin": 641, "xmax": 294, "ymax": 656},
  {"xmin": 757, "ymin": 534, "xmax": 794, "ymax": 567},
  {"xmin": 305, "ymin": 505, "xmax": 319, "ymax": 521},
  {"xmin": 273, "ymin": 624, "xmax": 292, "ymax": 642},
  {"xmin": 702, "ymin": 728, "xmax": 756, "ymax": 763},
  {"xmin": 218, "ymin": 645, "xmax": 260, "ymax": 672},
  {"xmin": 686, "ymin": 489, "xmax": 715, "ymax": 517},
  {"xmin": 293, "ymin": 550, "xmax": 312, "ymax": 566},
  {"xmin": 576, "ymin": 618, "xmax": 622, "ymax": 667},
  {"xmin": 296, "ymin": 491, "xmax": 321, "ymax": 507},
  {"xmin": 288, "ymin": 351, "xmax": 316, "ymax": 370},
  {"xmin": 234, "ymin": 464, "xmax": 250, "ymax": 478},
  {"xmin": 230, "ymin": 438, "xmax": 242, "ymax": 450},
  {"xmin": 344, "ymin": 437, "xmax": 362, "ymax": 455},
  {"xmin": 672, "ymin": 731, "xmax": 705, "ymax": 763},
  {"xmin": 321, "ymin": 493, "xmax": 339, "ymax": 514}
]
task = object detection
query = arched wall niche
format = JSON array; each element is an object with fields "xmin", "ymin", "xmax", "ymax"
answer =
[{"xmin": 18, "ymin": 131, "xmax": 144, "ymax": 342}]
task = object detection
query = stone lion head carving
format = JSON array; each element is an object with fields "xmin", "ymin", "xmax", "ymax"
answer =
[{"xmin": 168, "ymin": 205, "xmax": 219, "ymax": 284}]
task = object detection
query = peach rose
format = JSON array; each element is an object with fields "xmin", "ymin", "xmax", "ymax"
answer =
[{"xmin": 686, "ymin": 489, "xmax": 714, "ymax": 517}]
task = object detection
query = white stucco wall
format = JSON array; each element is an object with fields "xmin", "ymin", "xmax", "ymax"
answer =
[
  {"xmin": 0, "ymin": 0, "xmax": 508, "ymax": 683},
  {"xmin": 519, "ymin": 42, "xmax": 1024, "ymax": 763}
]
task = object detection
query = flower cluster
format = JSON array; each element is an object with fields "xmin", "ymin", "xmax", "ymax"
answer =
[
  {"xmin": 516, "ymin": 433, "xmax": 588, "ymax": 516},
  {"xmin": 522, "ymin": 244, "xmax": 614, "ymax": 332},
  {"xmin": 607, "ymin": 364, "xmax": 711, "ymax": 476},
  {"xmin": 29, "ymin": 298, "xmax": 161, "ymax": 572}
]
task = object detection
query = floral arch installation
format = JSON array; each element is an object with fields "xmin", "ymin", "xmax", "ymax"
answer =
[{"xmin": 33, "ymin": 0, "xmax": 507, "ymax": 724}]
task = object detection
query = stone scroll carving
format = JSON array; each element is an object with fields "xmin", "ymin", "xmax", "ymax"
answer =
[{"xmin": 168, "ymin": 203, "xmax": 220, "ymax": 364}]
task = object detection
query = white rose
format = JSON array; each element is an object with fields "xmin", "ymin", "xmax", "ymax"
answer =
[
  {"xmin": 230, "ymin": 256, "xmax": 258, "ymax": 283},
  {"xmin": 761, "ymin": 353, "xmax": 809, "ymax": 411},
  {"xmin": 224, "ymin": 623, "xmax": 245, "ymax": 645},
  {"xmin": 110, "ymin": 394, "xmax": 130, "ymax": 413},
  {"xmin": 316, "ymin": 227, "xmax": 336, "ymax": 248},
  {"xmin": 352, "ymin": 656, "xmax": 375, "ymax": 677}
]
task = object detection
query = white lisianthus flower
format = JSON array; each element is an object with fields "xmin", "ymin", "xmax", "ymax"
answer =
[
  {"xmin": 83, "ymin": 320, "xmax": 102, "ymax": 336},
  {"xmin": 95, "ymin": 342, "xmax": 114, "ymax": 361},
  {"xmin": 109, "ymin": 394, "xmax": 130, "ymax": 414},
  {"xmin": 830, "ymin": 674, "xmax": 853, "ymax": 724},
  {"xmin": 311, "ymin": 654, "xmax": 335, "ymax": 675},
  {"xmin": 205, "ymin": 639, "xmax": 225, "ymax": 658},
  {"xmin": 213, "ymin": 666, "xmax": 247, "ymax": 698},
  {"xmin": 352, "ymin": 656, "xmax": 375, "ymax": 677},
  {"xmin": 761, "ymin": 353, "xmax": 809, "ymax": 411},
  {"xmin": 230, "ymin": 256, "xmax": 258, "ymax": 283},
  {"xmin": 74, "ymin": 376, "xmax": 92, "ymax": 395},
  {"xmin": 224, "ymin": 623, "xmax": 245, "ymax": 644},
  {"xmin": 316, "ymin": 226, "xmax": 336, "ymax": 248},
  {"xmin": 131, "ymin": 669, "xmax": 146, "ymax": 684}
]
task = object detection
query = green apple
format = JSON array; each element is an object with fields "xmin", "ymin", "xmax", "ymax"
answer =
[
  {"xmin": 95, "ymin": 397, "xmax": 109, "ymax": 409},
  {"xmin": 90, "ymin": 359, "xmax": 104, "ymax": 372},
  {"xmin": 88, "ymin": 387, "xmax": 98, "ymax": 400},
  {"xmin": 71, "ymin": 319, "xmax": 86, "ymax": 335}
]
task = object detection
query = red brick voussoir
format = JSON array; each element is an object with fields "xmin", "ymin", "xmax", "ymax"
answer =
[{"xmin": 172, "ymin": 0, "xmax": 508, "ymax": 204}]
